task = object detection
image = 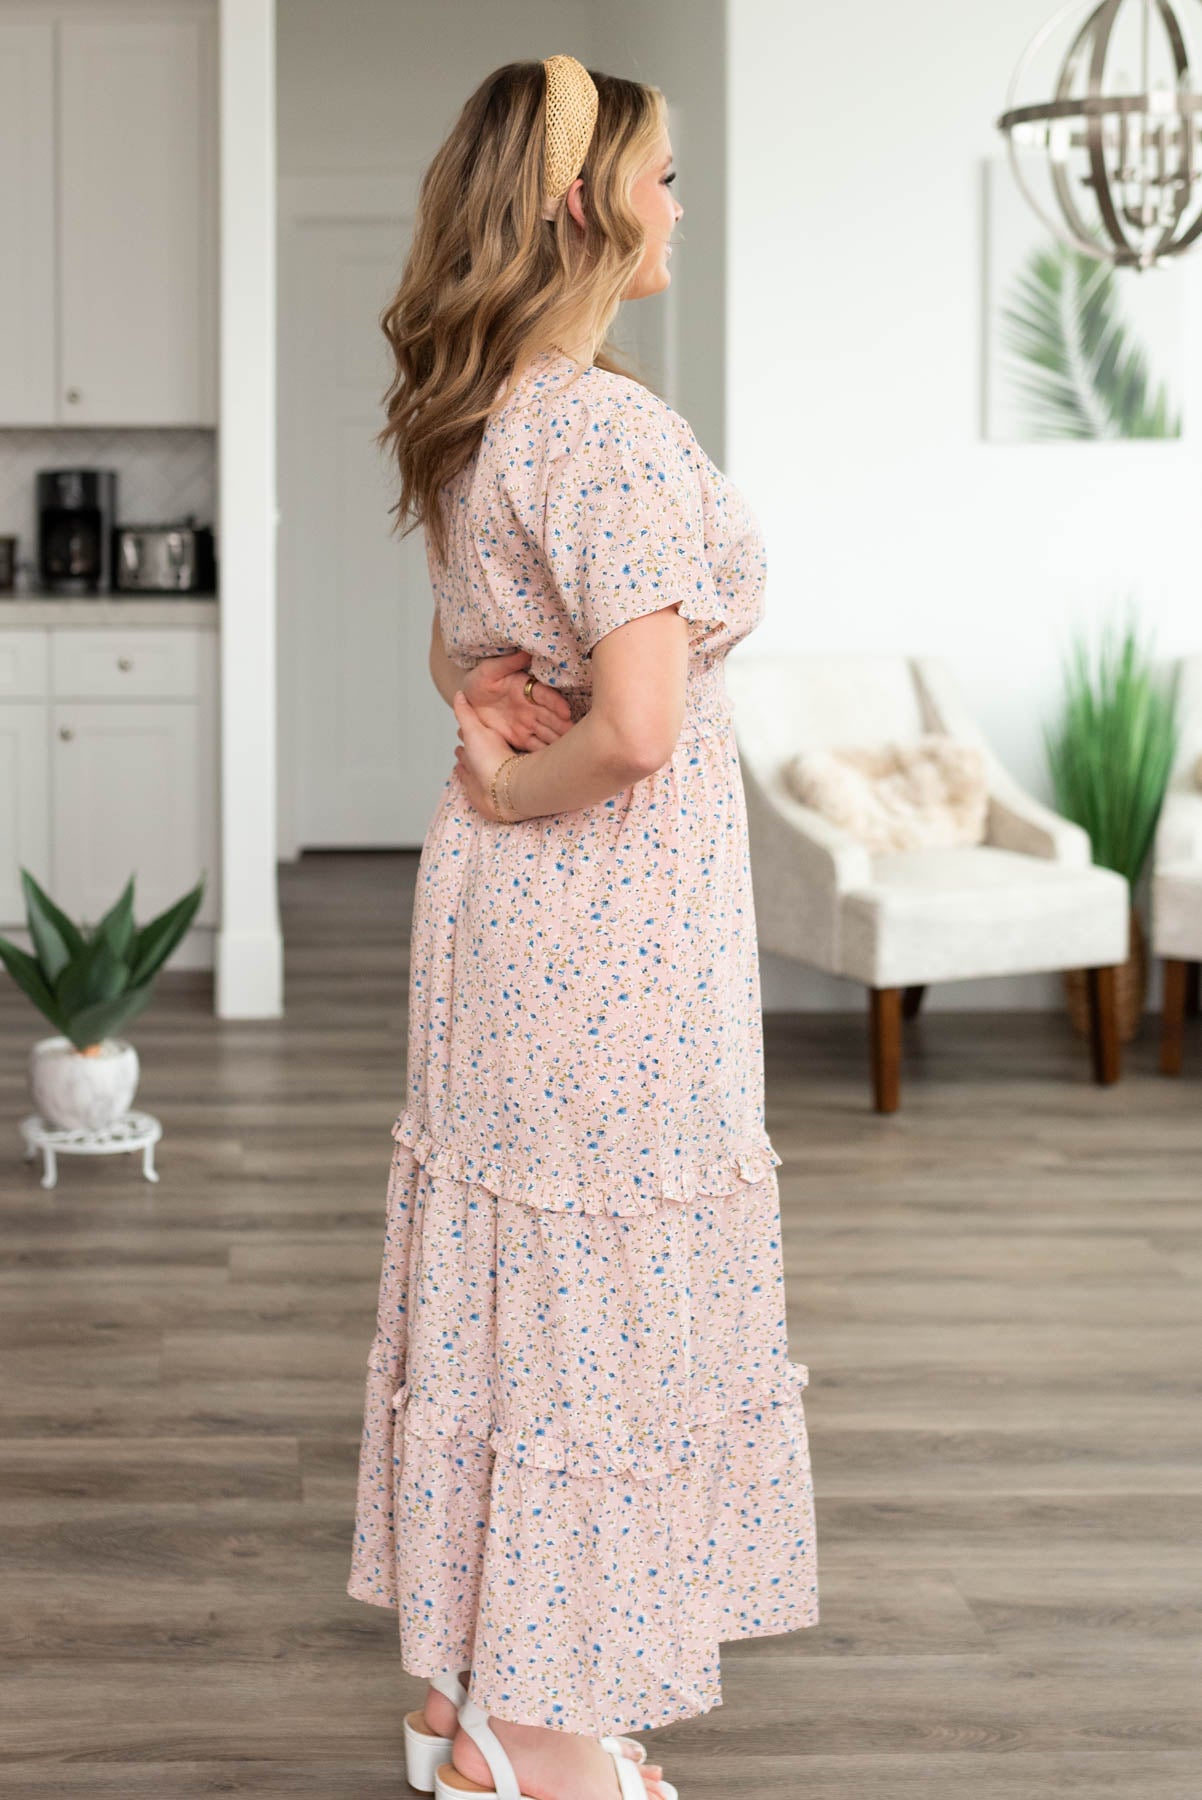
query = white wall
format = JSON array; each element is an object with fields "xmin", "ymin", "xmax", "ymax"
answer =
[
  {"xmin": 278, "ymin": 0, "xmax": 592, "ymax": 175},
  {"xmin": 728, "ymin": 0, "xmax": 1202, "ymax": 1010}
]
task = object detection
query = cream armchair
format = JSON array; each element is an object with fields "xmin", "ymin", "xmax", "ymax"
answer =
[
  {"xmin": 726, "ymin": 653, "xmax": 1130, "ymax": 1112},
  {"xmin": 1153, "ymin": 655, "xmax": 1202, "ymax": 1074}
]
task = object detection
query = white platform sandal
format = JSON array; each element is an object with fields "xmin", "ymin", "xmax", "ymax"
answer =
[
  {"xmin": 405, "ymin": 1671, "xmax": 472, "ymax": 1792},
  {"xmin": 406, "ymin": 1676, "xmax": 656, "ymax": 1796},
  {"xmin": 433, "ymin": 1693, "xmax": 678, "ymax": 1800}
]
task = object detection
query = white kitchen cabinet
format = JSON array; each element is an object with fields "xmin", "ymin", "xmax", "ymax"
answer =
[
  {"xmin": 0, "ymin": 622, "xmax": 219, "ymax": 949},
  {"xmin": 0, "ymin": 4, "xmax": 217, "ymax": 428},
  {"xmin": 0, "ymin": 18, "xmax": 56, "ymax": 425},
  {"xmin": 0, "ymin": 704, "xmax": 51, "ymax": 922},
  {"xmin": 53, "ymin": 701, "xmax": 214, "ymax": 926},
  {"xmin": 52, "ymin": 628, "xmax": 203, "ymax": 701}
]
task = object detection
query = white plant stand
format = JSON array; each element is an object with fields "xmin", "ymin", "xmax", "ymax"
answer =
[{"xmin": 19, "ymin": 1112, "xmax": 162, "ymax": 1189}]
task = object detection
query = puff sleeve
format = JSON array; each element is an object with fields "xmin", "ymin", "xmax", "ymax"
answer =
[{"xmin": 543, "ymin": 386, "xmax": 728, "ymax": 660}]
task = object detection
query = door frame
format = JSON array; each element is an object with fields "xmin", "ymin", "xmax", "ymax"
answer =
[{"xmin": 216, "ymin": 0, "xmax": 282, "ymax": 1018}]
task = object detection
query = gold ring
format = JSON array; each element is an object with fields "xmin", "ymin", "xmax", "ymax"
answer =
[{"xmin": 523, "ymin": 674, "xmax": 537, "ymax": 700}]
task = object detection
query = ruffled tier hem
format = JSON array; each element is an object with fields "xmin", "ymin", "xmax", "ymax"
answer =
[
  {"xmin": 386, "ymin": 1356, "xmax": 808, "ymax": 1476},
  {"xmin": 348, "ymin": 1116, "xmax": 818, "ymax": 1735},
  {"xmin": 390, "ymin": 1106, "xmax": 784, "ymax": 1217},
  {"xmin": 347, "ymin": 1357, "xmax": 819, "ymax": 1735}
]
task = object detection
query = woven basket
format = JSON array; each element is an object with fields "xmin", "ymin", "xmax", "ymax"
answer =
[{"xmin": 1064, "ymin": 905, "xmax": 1146, "ymax": 1044}]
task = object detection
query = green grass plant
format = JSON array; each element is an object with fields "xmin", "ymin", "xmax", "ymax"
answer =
[{"xmin": 1044, "ymin": 612, "xmax": 1177, "ymax": 888}]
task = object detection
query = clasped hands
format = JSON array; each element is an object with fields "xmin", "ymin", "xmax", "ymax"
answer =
[{"xmin": 452, "ymin": 649, "xmax": 573, "ymax": 822}]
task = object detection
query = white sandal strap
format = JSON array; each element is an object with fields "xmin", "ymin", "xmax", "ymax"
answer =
[
  {"xmin": 599, "ymin": 1734, "xmax": 646, "ymax": 1764},
  {"xmin": 451, "ymin": 1699, "xmax": 650, "ymax": 1800},
  {"xmin": 428, "ymin": 1669, "xmax": 470, "ymax": 1709},
  {"xmin": 601, "ymin": 1735, "xmax": 647, "ymax": 1764},
  {"xmin": 456, "ymin": 1695, "xmax": 522, "ymax": 1800},
  {"xmin": 607, "ymin": 1743, "xmax": 648, "ymax": 1800}
]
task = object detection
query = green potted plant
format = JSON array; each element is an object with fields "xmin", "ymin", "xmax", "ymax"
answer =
[
  {"xmin": 0, "ymin": 868, "xmax": 205, "ymax": 1131},
  {"xmin": 1044, "ymin": 613, "xmax": 1177, "ymax": 1041}
]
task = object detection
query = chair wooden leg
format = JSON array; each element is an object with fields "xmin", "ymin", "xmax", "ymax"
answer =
[
  {"xmin": 1085, "ymin": 966, "xmax": 1121, "ymax": 1085},
  {"xmin": 1161, "ymin": 958, "xmax": 1189, "ymax": 1075},
  {"xmin": 902, "ymin": 984, "xmax": 926, "ymax": 1020},
  {"xmin": 870, "ymin": 987, "xmax": 902, "ymax": 1113},
  {"xmin": 1186, "ymin": 960, "xmax": 1201, "ymax": 1018}
]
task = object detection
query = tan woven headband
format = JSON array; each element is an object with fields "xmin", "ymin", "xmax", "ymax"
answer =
[{"xmin": 541, "ymin": 53, "xmax": 598, "ymax": 221}]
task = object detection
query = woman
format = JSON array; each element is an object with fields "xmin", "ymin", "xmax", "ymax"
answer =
[{"xmin": 348, "ymin": 54, "xmax": 818, "ymax": 1800}]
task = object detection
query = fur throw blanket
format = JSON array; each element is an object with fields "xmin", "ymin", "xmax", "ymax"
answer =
[{"xmin": 783, "ymin": 733, "xmax": 989, "ymax": 855}]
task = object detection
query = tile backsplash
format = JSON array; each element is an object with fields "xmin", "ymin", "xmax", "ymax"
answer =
[{"xmin": 0, "ymin": 428, "xmax": 217, "ymax": 587}]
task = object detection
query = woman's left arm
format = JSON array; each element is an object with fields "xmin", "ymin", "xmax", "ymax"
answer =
[{"xmin": 429, "ymin": 606, "xmax": 573, "ymax": 749}]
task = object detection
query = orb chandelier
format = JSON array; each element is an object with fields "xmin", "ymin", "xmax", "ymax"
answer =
[{"xmin": 997, "ymin": 0, "xmax": 1202, "ymax": 270}]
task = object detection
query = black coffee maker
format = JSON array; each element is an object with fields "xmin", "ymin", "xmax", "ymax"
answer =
[{"xmin": 37, "ymin": 469, "xmax": 118, "ymax": 594}]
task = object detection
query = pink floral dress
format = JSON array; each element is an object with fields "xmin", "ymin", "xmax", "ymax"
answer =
[{"xmin": 347, "ymin": 347, "xmax": 818, "ymax": 1736}]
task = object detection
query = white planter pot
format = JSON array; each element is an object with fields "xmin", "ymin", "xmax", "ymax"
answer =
[{"xmin": 29, "ymin": 1036, "xmax": 140, "ymax": 1132}]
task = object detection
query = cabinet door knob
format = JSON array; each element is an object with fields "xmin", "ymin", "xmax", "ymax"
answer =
[
  {"xmin": 59, "ymin": 726, "xmax": 74, "ymax": 742},
  {"xmin": 117, "ymin": 656, "xmax": 133, "ymax": 672},
  {"xmin": 65, "ymin": 387, "xmax": 81, "ymax": 404}
]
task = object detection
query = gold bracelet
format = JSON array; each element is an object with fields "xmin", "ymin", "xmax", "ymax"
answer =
[
  {"xmin": 487, "ymin": 756, "xmax": 511, "ymax": 821},
  {"xmin": 499, "ymin": 753, "xmax": 519, "ymax": 821},
  {"xmin": 502, "ymin": 751, "xmax": 528, "ymax": 821},
  {"xmin": 490, "ymin": 752, "xmax": 524, "ymax": 822}
]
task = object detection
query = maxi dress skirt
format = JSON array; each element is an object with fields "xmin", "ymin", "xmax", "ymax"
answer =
[{"xmin": 346, "ymin": 666, "xmax": 819, "ymax": 1738}]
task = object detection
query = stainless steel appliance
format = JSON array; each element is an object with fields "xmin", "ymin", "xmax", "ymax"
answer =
[{"xmin": 113, "ymin": 518, "xmax": 216, "ymax": 594}]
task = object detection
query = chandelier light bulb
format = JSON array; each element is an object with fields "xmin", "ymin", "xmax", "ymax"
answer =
[{"xmin": 1049, "ymin": 119, "xmax": 1073, "ymax": 163}]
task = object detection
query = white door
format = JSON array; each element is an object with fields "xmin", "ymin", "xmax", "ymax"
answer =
[
  {"xmin": 0, "ymin": 17, "xmax": 56, "ymax": 425},
  {"xmin": 57, "ymin": 11, "xmax": 217, "ymax": 426},
  {"xmin": 278, "ymin": 177, "xmax": 452, "ymax": 851}
]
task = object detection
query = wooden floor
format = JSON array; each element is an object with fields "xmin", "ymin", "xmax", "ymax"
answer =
[{"xmin": 2, "ymin": 850, "xmax": 1200, "ymax": 1798}]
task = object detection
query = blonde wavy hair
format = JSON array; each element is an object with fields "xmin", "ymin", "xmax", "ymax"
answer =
[{"xmin": 376, "ymin": 60, "xmax": 666, "ymax": 566}]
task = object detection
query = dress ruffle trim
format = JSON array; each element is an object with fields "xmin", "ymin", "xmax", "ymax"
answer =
[
  {"xmin": 390, "ymin": 1106, "xmax": 783, "ymax": 1216},
  {"xmin": 384, "ymin": 1359, "xmax": 809, "ymax": 1481},
  {"xmin": 673, "ymin": 585, "xmax": 732, "ymax": 657}
]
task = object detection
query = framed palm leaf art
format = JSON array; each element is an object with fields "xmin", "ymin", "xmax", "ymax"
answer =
[{"xmin": 983, "ymin": 158, "xmax": 1184, "ymax": 442}]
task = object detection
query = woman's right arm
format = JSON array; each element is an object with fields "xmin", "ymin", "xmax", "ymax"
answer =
[
  {"xmin": 498, "ymin": 602, "xmax": 690, "ymax": 817},
  {"xmin": 489, "ymin": 601, "xmax": 690, "ymax": 820}
]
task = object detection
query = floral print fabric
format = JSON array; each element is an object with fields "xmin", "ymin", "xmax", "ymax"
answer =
[{"xmin": 347, "ymin": 349, "xmax": 818, "ymax": 1735}]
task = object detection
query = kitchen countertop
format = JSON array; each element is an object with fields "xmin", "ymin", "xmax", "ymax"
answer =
[{"xmin": 0, "ymin": 595, "xmax": 219, "ymax": 627}]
